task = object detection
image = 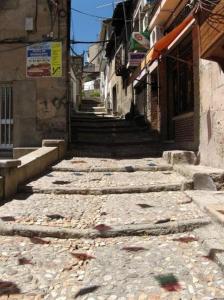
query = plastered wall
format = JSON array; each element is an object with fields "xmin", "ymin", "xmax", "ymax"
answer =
[
  {"xmin": 199, "ymin": 59, "xmax": 224, "ymax": 168},
  {"xmin": 0, "ymin": 0, "xmax": 69, "ymax": 147}
]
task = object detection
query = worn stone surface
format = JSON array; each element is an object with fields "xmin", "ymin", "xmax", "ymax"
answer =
[
  {"xmin": 0, "ymin": 156, "xmax": 223, "ymax": 299},
  {"xmin": 99, "ymin": 192, "xmax": 205, "ymax": 226},
  {"xmin": 0, "ymin": 236, "xmax": 87, "ymax": 299},
  {"xmin": 82, "ymin": 234, "xmax": 224, "ymax": 299},
  {"xmin": 53, "ymin": 157, "xmax": 171, "ymax": 172},
  {"xmin": 0, "ymin": 192, "xmax": 205, "ymax": 230},
  {"xmin": 193, "ymin": 173, "xmax": 217, "ymax": 191},
  {"xmin": 0, "ymin": 234, "xmax": 224, "ymax": 299},
  {"xmin": 23, "ymin": 171, "xmax": 187, "ymax": 192},
  {"xmin": 163, "ymin": 151, "xmax": 196, "ymax": 165},
  {"xmin": 0, "ymin": 194, "xmax": 102, "ymax": 229}
]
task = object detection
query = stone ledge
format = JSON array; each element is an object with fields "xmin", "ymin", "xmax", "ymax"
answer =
[
  {"xmin": 42, "ymin": 139, "xmax": 66, "ymax": 160},
  {"xmin": 175, "ymin": 165, "xmax": 224, "ymax": 190},
  {"xmin": 13, "ymin": 148, "xmax": 38, "ymax": 159},
  {"xmin": 0, "ymin": 159, "xmax": 21, "ymax": 168},
  {"xmin": 163, "ymin": 150, "xmax": 197, "ymax": 165},
  {"xmin": 0, "ymin": 140, "xmax": 66, "ymax": 200}
]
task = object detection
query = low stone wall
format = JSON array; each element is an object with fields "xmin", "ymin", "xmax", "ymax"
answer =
[
  {"xmin": 13, "ymin": 148, "xmax": 38, "ymax": 159},
  {"xmin": 0, "ymin": 140, "xmax": 66, "ymax": 200}
]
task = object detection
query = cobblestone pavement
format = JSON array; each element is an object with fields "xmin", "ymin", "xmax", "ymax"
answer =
[
  {"xmin": 0, "ymin": 157, "xmax": 223, "ymax": 299},
  {"xmin": 0, "ymin": 192, "xmax": 205, "ymax": 229},
  {"xmin": 0, "ymin": 235, "xmax": 224, "ymax": 299}
]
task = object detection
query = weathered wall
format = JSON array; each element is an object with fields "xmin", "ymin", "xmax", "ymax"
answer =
[
  {"xmin": 199, "ymin": 59, "xmax": 224, "ymax": 168},
  {"xmin": 108, "ymin": 61, "xmax": 133, "ymax": 116},
  {"xmin": 88, "ymin": 44, "xmax": 100, "ymax": 72},
  {"xmin": 0, "ymin": 0, "xmax": 69, "ymax": 147}
]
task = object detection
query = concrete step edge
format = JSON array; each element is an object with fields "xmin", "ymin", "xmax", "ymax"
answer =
[
  {"xmin": 18, "ymin": 181, "xmax": 192, "ymax": 195},
  {"xmin": 51, "ymin": 165, "xmax": 173, "ymax": 172},
  {"xmin": 0, "ymin": 218, "xmax": 210, "ymax": 240}
]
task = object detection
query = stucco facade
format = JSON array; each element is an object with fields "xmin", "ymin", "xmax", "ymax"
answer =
[
  {"xmin": 0, "ymin": 0, "xmax": 70, "ymax": 150},
  {"xmin": 199, "ymin": 60, "xmax": 224, "ymax": 168}
]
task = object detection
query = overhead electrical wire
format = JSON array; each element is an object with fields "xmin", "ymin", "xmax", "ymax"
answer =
[
  {"xmin": 71, "ymin": 7, "xmax": 131, "ymax": 21},
  {"xmin": 0, "ymin": 38, "xmax": 65, "ymax": 53},
  {"xmin": 195, "ymin": 0, "xmax": 224, "ymax": 31},
  {"xmin": 71, "ymin": 7, "xmax": 109, "ymax": 20},
  {"xmin": 71, "ymin": 40, "xmax": 110, "ymax": 44}
]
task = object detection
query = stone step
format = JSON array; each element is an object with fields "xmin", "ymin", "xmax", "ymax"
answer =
[
  {"xmin": 71, "ymin": 136, "xmax": 159, "ymax": 145},
  {"xmin": 69, "ymin": 150, "xmax": 161, "ymax": 159},
  {"xmin": 80, "ymin": 101, "xmax": 104, "ymax": 105},
  {"xmin": 80, "ymin": 101, "xmax": 103, "ymax": 106},
  {"xmin": 69, "ymin": 143, "xmax": 163, "ymax": 158},
  {"xmin": 73, "ymin": 126, "xmax": 149, "ymax": 133},
  {"xmin": 70, "ymin": 138, "xmax": 160, "ymax": 146},
  {"xmin": 79, "ymin": 106, "xmax": 106, "ymax": 112},
  {"xmin": 19, "ymin": 170, "xmax": 192, "ymax": 195},
  {"xmin": 53, "ymin": 157, "xmax": 172, "ymax": 172},
  {"xmin": 71, "ymin": 120, "xmax": 131, "ymax": 127},
  {"xmin": 71, "ymin": 112, "xmax": 109, "ymax": 118},
  {"xmin": 0, "ymin": 191, "xmax": 208, "ymax": 240}
]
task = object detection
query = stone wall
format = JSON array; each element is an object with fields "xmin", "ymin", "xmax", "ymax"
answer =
[
  {"xmin": 199, "ymin": 60, "xmax": 224, "ymax": 168},
  {"xmin": 0, "ymin": 0, "xmax": 69, "ymax": 147}
]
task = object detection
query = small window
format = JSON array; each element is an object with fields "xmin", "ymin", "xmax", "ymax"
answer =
[{"xmin": 0, "ymin": 84, "xmax": 13, "ymax": 149}]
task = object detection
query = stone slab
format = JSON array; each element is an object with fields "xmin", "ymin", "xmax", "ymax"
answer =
[
  {"xmin": 23, "ymin": 171, "xmax": 187, "ymax": 192},
  {"xmin": 185, "ymin": 190, "xmax": 224, "ymax": 211},
  {"xmin": 185, "ymin": 190, "xmax": 224, "ymax": 226},
  {"xmin": 0, "ymin": 159, "xmax": 21, "ymax": 168},
  {"xmin": 193, "ymin": 173, "xmax": 217, "ymax": 191},
  {"xmin": 13, "ymin": 148, "xmax": 38, "ymax": 159},
  {"xmin": 163, "ymin": 151, "xmax": 196, "ymax": 165},
  {"xmin": 174, "ymin": 164, "xmax": 224, "ymax": 190},
  {"xmin": 53, "ymin": 157, "xmax": 171, "ymax": 172},
  {"xmin": 0, "ymin": 193, "xmax": 102, "ymax": 230},
  {"xmin": 0, "ymin": 192, "xmax": 205, "ymax": 230},
  {"xmin": 99, "ymin": 192, "xmax": 206, "ymax": 227}
]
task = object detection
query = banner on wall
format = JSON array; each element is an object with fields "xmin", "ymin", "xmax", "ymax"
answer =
[{"xmin": 26, "ymin": 42, "xmax": 62, "ymax": 78}]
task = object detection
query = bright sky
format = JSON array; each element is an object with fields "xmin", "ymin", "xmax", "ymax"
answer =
[{"xmin": 71, "ymin": 0, "xmax": 114, "ymax": 56}]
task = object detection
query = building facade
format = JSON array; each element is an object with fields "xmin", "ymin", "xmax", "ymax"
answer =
[
  {"xmin": 71, "ymin": 55, "xmax": 83, "ymax": 111},
  {"xmin": 0, "ymin": 0, "xmax": 71, "ymax": 154},
  {"xmin": 100, "ymin": 0, "xmax": 224, "ymax": 168},
  {"xmin": 197, "ymin": 0, "xmax": 224, "ymax": 168}
]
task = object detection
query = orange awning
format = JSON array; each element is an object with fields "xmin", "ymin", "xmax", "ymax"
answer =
[{"xmin": 140, "ymin": 15, "xmax": 194, "ymax": 70}]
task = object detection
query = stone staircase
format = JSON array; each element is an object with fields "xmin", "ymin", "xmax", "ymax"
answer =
[{"xmin": 70, "ymin": 98, "xmax": 162, "ymax": 158}]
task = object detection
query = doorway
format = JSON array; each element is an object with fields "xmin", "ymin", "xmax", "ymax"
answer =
[{"xmin": 112, "ymin": 85, "xmax": 117, "ymax": 115}]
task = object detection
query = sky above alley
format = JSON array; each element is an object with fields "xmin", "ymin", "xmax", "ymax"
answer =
[{"xmin": 71, "ymin": 0, "xmax": 115, "ymax": 56}]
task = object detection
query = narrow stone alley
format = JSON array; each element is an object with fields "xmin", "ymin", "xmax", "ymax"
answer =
[{"xmin": 0, "ymin": 100, "xmax": 224, "ymax": 299}]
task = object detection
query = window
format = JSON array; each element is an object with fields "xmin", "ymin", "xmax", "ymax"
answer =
[{"xmin": 0, "ymin": 85, "xmax": 13, "ymax": 149}]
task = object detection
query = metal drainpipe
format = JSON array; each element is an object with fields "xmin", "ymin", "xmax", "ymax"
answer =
[{"xmin": 66, "ymin": 0, "xmax": 71, "ymax": 144}]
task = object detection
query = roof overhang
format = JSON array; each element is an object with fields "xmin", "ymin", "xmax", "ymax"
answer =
[{"xmin": 149, "ymin": 0, "xmax": 188, "ymax": 30}]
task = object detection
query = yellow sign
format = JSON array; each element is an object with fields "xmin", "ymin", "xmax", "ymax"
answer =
[
  {"xmin": 51, "ymin": 42, "xmax": 62, "ymax": 77},
  {"xmin": 27, "ymin": 42, "xmax": 62, "ymax": 78}
]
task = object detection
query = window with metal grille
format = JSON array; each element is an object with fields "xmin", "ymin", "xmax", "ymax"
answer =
[{"xmin": 0, "ymin": 85, "xmax": 13, "ymax": 149}]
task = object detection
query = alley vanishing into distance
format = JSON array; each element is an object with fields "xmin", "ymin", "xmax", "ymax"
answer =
[
  {"xmin": 1, "ymin": 0, "xmax": 224, "ymax": 299},
  {"xmin": 1, "ymin": 99, "xmax": 224, "ymax": 299}
]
